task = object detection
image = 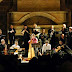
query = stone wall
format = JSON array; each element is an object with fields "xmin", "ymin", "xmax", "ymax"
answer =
[
  {"xmin": 7, "ymin": 11, "xmax": 67, "ymax": 35},
  {"xmin": 17, "ymin": 0, "xmax": 60, "ymax": 11}
]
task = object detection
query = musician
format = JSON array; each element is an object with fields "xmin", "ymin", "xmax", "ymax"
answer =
[
  {"xmin": 8, "ymin": 25, "xmax": 16, "ymax": 46},
  {"xmin": 29, "ymin": 33, "xmax": 38, "ymax": 44},
  {"xmin": 21, "ymin": 25, "xmax": 30, "ymax": 50},
  {"xmin": 48, "ymin": 25, "xmax": 54, "ymax": 37},
  {"xmin": 28, "ymin": 34, "xmax": 38, "ymax": 57},
  {"xmin": 0, "ymin": 39, "xmax": 7, "ymax": 54},
  {"xmin": 42, "ymin": 40, "xmax": 51, "ymax": 55},
  {"xmin": 67, "ymin": 27, "xmax": 72, "ymax": 49},
  {"xmin": 39, "ymin": 28, "xmax": 47, "ymax": 46},
  {"xmin": 21, "ymin": 25, "xmax": 30, "ymax": 57},
  {"xmin": 10, "ymin": 41, "xmax": 20, "ymax": 50},
  {"xmin": 0, "ymin": 29, "xmax": 6, "ymax": 43},
  {"xmin": 32, "ymin": 23, "xmax": 40, "ymax": 35},
  {"xmin": 48, "ymin": 25, "xmax": 56, "ymax": 48},
  {"xmin": 52, "ymin": 41, "xmax": 64, "ymax": 54},
  {"xmin": 61, "ymin": 24, "xmax": 68, "ymax": 36},
  {"xmin": 53, "ymin": 40, "xmax": 71, "ymax": 54},
  {"xmin": 54, "ymin": 40, "xmax": 63, "ymax": 48},
  {"xmin": 60, "ymin": 34, "xmax": 65, "ymax": 44}
]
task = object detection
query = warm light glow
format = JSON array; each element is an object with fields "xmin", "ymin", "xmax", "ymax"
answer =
[{"xmin": 0, "ymin": 0, "xmax": 3, "ymax": 2}]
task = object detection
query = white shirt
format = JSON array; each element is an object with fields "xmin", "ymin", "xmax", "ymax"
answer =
[
  {"xmin": 42, "ymin": 44, "xmax": 51, "ymax": 54},
  {"xmin": 10, "ymin": 44, "xmax": 20, "ymax": 50}
]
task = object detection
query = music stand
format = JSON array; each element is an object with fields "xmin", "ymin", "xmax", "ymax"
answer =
[
  {"xmin": 32, "ymin": 43, "xmax": 40, "ymax": 56},
  {"xmin": 32, "ymin": 43, "xmax": 40, "ymax": 48},
  {"xmin": 8, "ymin": 49, "xmax": 17, "ymax": 55},
  {"xmin": 46, "ymin": 50, "xmax": 51, "ymax": 55},
  {"xmin": 18, "ymin": 50, "xmax": 25, "ymax": 55}
]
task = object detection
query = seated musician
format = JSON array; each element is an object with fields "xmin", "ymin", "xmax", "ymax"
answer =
[
  {"xmin": 60, "ymin": 34, "xmax": 65, "ymax": 44},
  {"xmin": 10, "ymin": 41, "xmax": 20, "ymax": 50},
  {"xmin": 0, "ymin": 29, "xmax": 6, "ymax": 43},
  {"xmin": 0, "ymin": 39, "xmax": 7, "ymax": 54},
  {"xmin": 53, "ymin": 41, "xmax": 64, "ymax": 53},
  {"xmin": 42, "ymin": 40, "xmax": 51, "ymax": 55},
  {"xmin": 52, "ymin": 40, "xmax": 71, "ymax": 55}
]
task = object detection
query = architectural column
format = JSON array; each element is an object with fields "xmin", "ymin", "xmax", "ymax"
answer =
[
  {"xmin": 66, "ymin": 11, "xmax": 71, "ymax": 27},
  {"xmin": 60, "ymin": 0, "xmax": 66, "ymax": 11}
]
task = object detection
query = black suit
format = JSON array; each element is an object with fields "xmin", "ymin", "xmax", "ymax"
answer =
[
  {"xmin": 8, "ymin": 28, "xmax": 16, "ymax": 46},
  {"xmin": 21, "ymin": 28, "xmax": 30, "ymax": 50},
  {"xmin": 67, "ymin": 32, "xmax": 72, "ymax": 49},
  {"xmin": 21, "ymin": 28, "xmax": 30, "ymax": 57},
  {"xmin": 61, "ymin": 28, "xmax": 68, "ymax": 35},
  {"xmin": 60, "ymin": 37, "xmax": 65, "ymax": 44},
  {"xmin": 32, "ymin": 28, "xmax": 39, "ymax": 35},
  {"xmin": 48, "ymin": 29, "xmax": 56, "ymax": 48}
]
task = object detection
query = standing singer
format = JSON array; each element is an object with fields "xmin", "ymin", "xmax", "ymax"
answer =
[{"xmin": 8, "ymin": 25, "xmax": 16, "ymax": 46}]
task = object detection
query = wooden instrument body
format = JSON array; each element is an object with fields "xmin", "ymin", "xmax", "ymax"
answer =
[
  {"xmin": 55, "ymin": 45, "xmax": 64, "ymax": 52},
  {"xmin": 28, "ymin": 40, "xmax": 35, "ymax": 59}
]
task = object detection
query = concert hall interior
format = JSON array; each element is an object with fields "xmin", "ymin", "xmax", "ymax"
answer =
[{"xmin": 0, "ymin": 0, "xmax": 72, "ymax": 72}]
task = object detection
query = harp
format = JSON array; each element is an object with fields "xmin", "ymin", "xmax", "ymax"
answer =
[{"xmin": 28, "ymin": 39, "xmax": 35, "ymax": 60}]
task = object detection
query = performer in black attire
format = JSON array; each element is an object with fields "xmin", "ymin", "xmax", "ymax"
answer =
[
  {"xmin": 60, "ymin": 34, "xmax": 65, "ymax": 44},
  {"xmin": 67, "ymin": 27, "xmax": 72, "ymax": 49},
  {"xmin": 8, "ymin": 25, "xmax": 16, "ymax": 46},
  {"xmin": 53, "ymin": 41, "xmax": 71, "ymax": 54},
  {"xmin": 54, "ymin": 41, "xmax": 63, "ymax": 48},
  {"xmin": 21, "ymin": 25, "xmax": 30, "ymax": 57},
  {"xmin": 32, "ymin": 23, "xmax": 40, "ymax": 35},
  {"xmin": 48, "ymin": 25, "xmax": 57, "ymax": 49},
  {"xmin": 39, "ymin": 28, "xmax": 47, "ymax": 46},
  {"xmin": 52, "ymin": 40, "xmax": 71, "ymax": 64},
  {"xmin": 61, "ymin": 24, "xmax": 68, "ymax": 36}
]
